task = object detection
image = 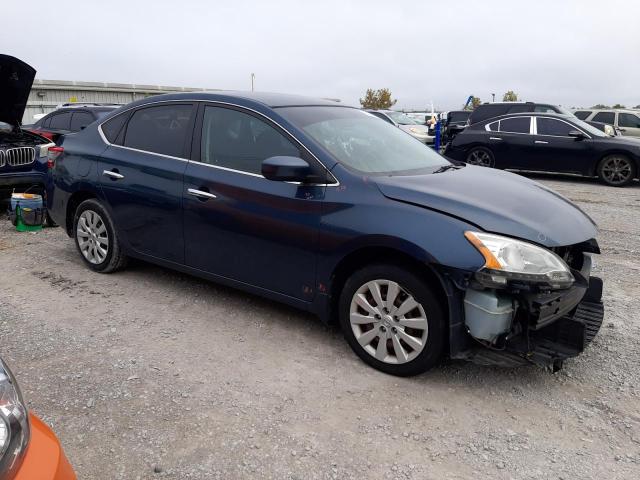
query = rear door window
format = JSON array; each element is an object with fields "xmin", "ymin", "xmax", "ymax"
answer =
[
  {"xmin": 101, "ymin": 113, "xmax": 130, "ymax": 145},
  {"xmin": 49, "ymin": 112, "xmax": 72, "ymax": 130},
  {"xmin": 123, "ymin": 104, "xmax": 194, "ymax": 158},
  {"xmin": 592, "ymin": 112, "xmax": 615, "ymax": 125},
  {"xmin": 536, "ymin": 117, "xmax": 574, "ymax": 136},
  {"xmin": 70, "ymin": 112, "xmax": 94, "ymax": 131},
  {"xmin": 618, "ymin": 113, "xmax": 640, "ymax": 128},
  {"xmin": 499, "ymin": 117, "xmax": 531, "ymax": 134}
]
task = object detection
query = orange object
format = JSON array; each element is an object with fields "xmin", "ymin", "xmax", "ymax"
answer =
[
  {"xmin": 464, "ymin": 231, "xmax": 502, "ymax": 270},
  {"xmin": 13, "ymin": 414, "xmax": 76, "ymax": 480}
]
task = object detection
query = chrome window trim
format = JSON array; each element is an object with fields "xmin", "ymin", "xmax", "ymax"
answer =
[
  {"xmin": 533, "ymin": 116, "xmax": 591, "ymax": 139},
  {"xmin": 97, "ymin": 99, "xmax": 339, "ymax": 186},
  {"xmin": 484, "ymin": 116, "xmax": 533, "ymax": 135}
]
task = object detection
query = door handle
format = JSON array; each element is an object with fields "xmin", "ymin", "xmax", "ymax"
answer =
[
  {"xmin": 534, "ymin": 140, "xmax": 549, "ymax": 144},
  {"xmin": 103, "ymin": 170, "xmax": 124, "ymax": 179},
  {"xmin": 489, "ymin": 137, "xmax": 502, "ymax": 141},
  {"xmin": 187, "ymin": 188, "xmax": 217, "ymax": 200}
]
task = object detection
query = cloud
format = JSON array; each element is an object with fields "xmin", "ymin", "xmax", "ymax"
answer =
[{"xmin": 2, "ymin": 0, "xmax": 639, "ymax": 110}]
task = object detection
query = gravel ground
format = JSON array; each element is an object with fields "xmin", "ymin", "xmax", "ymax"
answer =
[{"xmin": 1, "ymin": 174, "xmax": 639, "ymax": 480}]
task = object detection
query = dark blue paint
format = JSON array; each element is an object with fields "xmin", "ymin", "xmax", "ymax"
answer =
[{"xmin": 49, "ymin": 92, "xmax": 598, "ymax": 325}]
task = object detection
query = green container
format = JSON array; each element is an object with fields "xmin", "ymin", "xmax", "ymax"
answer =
[{"xmin": 14, "ymin": 206, "xmax": 43, "ymax": 232}]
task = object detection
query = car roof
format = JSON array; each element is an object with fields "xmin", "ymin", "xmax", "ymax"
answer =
[
  {"xmin": 478, "ymin": 111, "xmax": 574, "ymax": 123},
  {"xmin": 124, "ymin": 91, "xmax": 345, "ymax": 109},
  {"xmin": 576, "ymin": 108, "xmax": 639, "ymax": 114}
]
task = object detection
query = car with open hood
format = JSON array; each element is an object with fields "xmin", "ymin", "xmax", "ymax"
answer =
[
  {"xmin": 48, "ymin": 92, "xmax": 604, "ymax": 376},
  {"xmin": 0, "ymin": 54, "xmax": 55, "ymax": 201},
  {"xmin": 365, "ymin": 109, "xmax": 434, "ymax": 144}
]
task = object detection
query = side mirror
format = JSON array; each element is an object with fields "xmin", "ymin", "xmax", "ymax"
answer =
[
  {"xmin": 568, "ymin": 130, "xmax": 586, "ymax": 140},
  {"xmin": 262, "ymin": 156, "xmax": 312, "ymax": 182}
]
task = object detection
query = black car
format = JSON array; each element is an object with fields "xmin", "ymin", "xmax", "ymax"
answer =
[
  {"xmin": 0, "ymin": 54, "xmax": 54, "ymax": 199},
  {"xmin": 445, "ymin": 112, "xmax": 640, "ymax": 186},
  {"xmin": 49, "ymin": 92, "xmax": 604, "ymax": 376},
  {"xmin": 25, "ymin": 104, "xmax": 120, "ymax": 142},
  {"xmin": 468, "ymin": 102, "xmax": 571, "ymax": 125},
  {"xmin": 444, "ymin": 110, "xmax": 471, "ymax": 142}
]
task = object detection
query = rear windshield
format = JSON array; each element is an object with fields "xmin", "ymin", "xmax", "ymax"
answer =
[
  {"xmin": 449, "ymin": 112, "xmax": 471, "ymax": 122},
  {"xmin": 278, "ymin": 106, "xmax": 448, "ymax": 175}
]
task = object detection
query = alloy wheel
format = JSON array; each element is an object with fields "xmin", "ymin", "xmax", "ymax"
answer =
[
  {"xmin": 349, "ymin": 279, "xmax": 429, "ymax": 364},
  {"xmin": 466, "ymin": 149, "xmax": 493, "ymax": 167},
  {"xmin": 601, "ymin": 156, "xmax": 633, "ymax": 185},
  {"xmin": 76, "ymin": 210, "xmax": 109, "ymax": 264}
]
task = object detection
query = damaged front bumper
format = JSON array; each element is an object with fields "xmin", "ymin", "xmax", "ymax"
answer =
[{"xmin": 447, "ymin": 252, "xmax": 604, "ymax": 370}]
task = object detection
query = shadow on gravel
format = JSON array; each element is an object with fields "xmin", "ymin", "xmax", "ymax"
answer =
[{"xmin": 122, "ymin": 258, "xmax": 558, "ymax": 390}]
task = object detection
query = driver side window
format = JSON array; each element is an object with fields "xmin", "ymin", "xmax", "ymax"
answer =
[{"xmin": 200, "ymin": 106, "xmax": 301, "ymax": 175}]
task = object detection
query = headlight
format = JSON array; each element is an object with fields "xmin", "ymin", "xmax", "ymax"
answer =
[
  {"xmin": 409, "ymin": 127, "xmax": 422, "ymax": 134},
  {"xmin": 464, "ymin": 231, "xmax": 574, "ymax": 289},
  {"xmin": 0, "ymin": 359, "xmax": 30, "ymax": 479}
]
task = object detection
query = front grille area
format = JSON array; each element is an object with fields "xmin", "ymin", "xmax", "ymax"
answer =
[
  {"xmin": 6, "ymin": 147, "xmax": 35, "ymax": 166},
  {"xmin": 0, "ymin": 150, "xmax": 5, "ymax": 167}
]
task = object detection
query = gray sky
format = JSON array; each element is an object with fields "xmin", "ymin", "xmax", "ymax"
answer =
[{"xmin": 3, "ymin": 0, "xmax": 639, "ymax": 110}]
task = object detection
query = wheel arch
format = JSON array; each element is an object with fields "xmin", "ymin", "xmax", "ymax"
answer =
[
  {"xmin": 65, "ymin": 190, "xmax": 98, "ymax": 236},
  {"xmin": 328, "ymin": 246, "xmax": 450, "ymax": 327}
]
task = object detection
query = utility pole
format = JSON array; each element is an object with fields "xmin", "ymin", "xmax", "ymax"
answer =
[
  {"xmin": 251, "ymin": 73, "xmax": 255, "ymax": 92},
  {"xmin": 491, "ymin": 93, "xmax": 495, "ymax": 103}
]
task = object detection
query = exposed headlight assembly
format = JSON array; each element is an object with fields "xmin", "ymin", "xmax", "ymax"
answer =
[
  {"xmin": 0, "ymin": 359, "xmax": 30, "ymax": 479},
  {"xmin": 465, "ymin": 231, "xmax": 574, "ymax": 289}
]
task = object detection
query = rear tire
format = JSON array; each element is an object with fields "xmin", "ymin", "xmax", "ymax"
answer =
[
  {"xmin": 339, "ymin": 264, "xmax": 445, "ymax": 377},
  {"xmin": 465, "ymin": 147, "xmax": 495, "ymax": 167},
  {"xmin": 597, "ymin": 154, "xmax": 636, "ymax": 187},
  {"xmin": 73, "ymin": 199, "xmax": 127, "ymax": 273}
]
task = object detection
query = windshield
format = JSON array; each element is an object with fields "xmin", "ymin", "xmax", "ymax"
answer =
[
  {"xmin": 278, "ymin": 106, "xmax": 448, "ymax": 174},
  {"xmin": 386, "ymin": 111, "xmax": 420, "ymax": 125},
  {"xmin": 572, "ymin": 118, "xmax": 608, "ymax": 137}
]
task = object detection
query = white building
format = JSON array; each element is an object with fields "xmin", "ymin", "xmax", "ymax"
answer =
[{"xmin": 24, "ymin": 79, "xmax": 212, "ymax": 123}]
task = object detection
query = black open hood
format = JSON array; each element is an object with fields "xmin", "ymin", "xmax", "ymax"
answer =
[{"xmin": 0, "ymin": 54, "xmax": 36, "ymax": 126}]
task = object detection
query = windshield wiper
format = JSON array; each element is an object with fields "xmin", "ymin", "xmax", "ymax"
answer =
[{"xmin": 432, "ymin": 164, "xmax": 459, "ymax": 174}]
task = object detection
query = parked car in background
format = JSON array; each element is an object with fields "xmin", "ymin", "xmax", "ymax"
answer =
[
  {"xmin": 443, "ymin": 110, "xmax": 471, "ymax": 143},
  {"xmin": 573, "ymin": 109, "xmax": 640, "ymax": 138},
  {"xmin": 365, "ymin": 109, "xmax": 434, "ymax": 144},
  {"xmin": 0, "ymin": 54, "xmax": 55, "ymax": 205},
  {"xmin": 0, "ymin": 357, "xmax": 76, "ymax": 479},
  {"xmin": 445, "ymin": 112, "xmax": 640, "ymax": 186},
  {"xmin": 23, "ymin": 104, "xmax": 120, "ymax": 142},
  {"xmin": 468, "ymin": 101, "xmax": 574, "ymax": 125},
  {"xmin": 50, "ymin": 92, "xmax": 603, "ymax": 376},
  {"xmin": 585, "ymin": 120, "xmax": 619, "ymax": 137}
]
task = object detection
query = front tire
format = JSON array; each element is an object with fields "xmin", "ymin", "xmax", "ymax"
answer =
[
  {"xmin": 597, "ymin": 154, "xmax": 636, "ymax": 186},
  {"xmin": 339, "ymin": 264, "xmax": 445, "ymax": 377},
  {"xmin": 73, "ymin": 199, "xmax": 127, "ymax": 273},
  {"xmin": 465, "ymin": 147, "xmax": 495, "ymax": 167}
]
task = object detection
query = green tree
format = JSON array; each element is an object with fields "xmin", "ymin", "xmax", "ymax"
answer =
[
  {"xmin": 502, "ymin": 90, "xmax": 518, "ymax": 102},
  {"xmin": 635, "ymin": 104, "xmax": 640, "ymax": 109},
  {"xmin": 359, "ymin": 88, "xmax": 397, "ymax": 110},
  {"xmin": 612, "ymin": 103, "xmax": 626, "ymax": 109},
  {"xmin": 591, "ymin": 104, "xmax": 610, "ymax": 109}
]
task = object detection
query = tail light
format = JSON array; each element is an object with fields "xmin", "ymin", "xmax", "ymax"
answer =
[{"xmin": 47, "ymin": 146, "xmax": 64, "ymax": 169}]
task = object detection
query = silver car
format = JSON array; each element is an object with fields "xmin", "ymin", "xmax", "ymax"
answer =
[
  {"xmin": 573, "ymin": 109, "xmax": 640, "ymax": 137},
  {"xmin": 366, "ymin": 109, "xmax": 434, "ymax": 144}
]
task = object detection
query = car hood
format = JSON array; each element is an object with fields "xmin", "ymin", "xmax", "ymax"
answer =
[
  {"xmin": 0, "ymin": 55, "xmax": 36, "ymax": 126},
  {"xmin": 374, "ymin": 165, "xmax": 598, "ymax": 248}
]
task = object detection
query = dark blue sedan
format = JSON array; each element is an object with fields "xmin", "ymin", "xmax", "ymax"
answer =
[{"xmin": 48, "ymin": 92, "xmax": 604, "ymax": 376}]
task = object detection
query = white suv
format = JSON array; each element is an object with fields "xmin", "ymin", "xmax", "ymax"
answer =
[{"xmin": 573, "ymin": 109, "xmax": 640, "ymax": 137}]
